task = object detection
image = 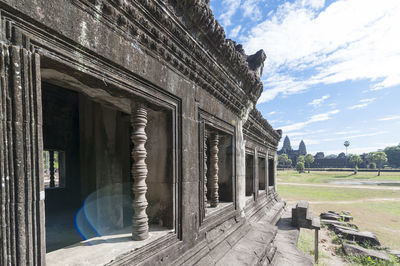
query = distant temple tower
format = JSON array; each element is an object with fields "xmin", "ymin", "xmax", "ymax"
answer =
[
  {"xmin": 278, "ymin": 136, "xmax": 307, "ymax": 165},
  {"xmin": 281, "ymin": 136, "xmax": 293, "ymax": 153},
  {"xmin": 299, "ymin": 140, "xmax": 307, "ymax": 155}
]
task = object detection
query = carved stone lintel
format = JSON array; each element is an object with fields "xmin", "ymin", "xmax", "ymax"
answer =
[
  {"xmin": 131, "ymin": 103, "xmax": 149, "ymax": 241},
  {"xmin": 204, "ymin": 129, "xmax": 208, "ymax": 213},
  {"xmin": 209, "ymin": 133, "xmax": 219, "ymax": 207}
]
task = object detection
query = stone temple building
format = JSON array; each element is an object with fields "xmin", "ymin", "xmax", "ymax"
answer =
[
  {"xmin": 0, "ymin": 0, "xmax": 285, "ymax": 265},
  {"xmin": 278, "ymin": 136, "xmax": 307, "ymax": 165}
]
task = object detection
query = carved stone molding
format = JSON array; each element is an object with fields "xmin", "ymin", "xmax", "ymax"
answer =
[
  {"xmin": 131, "ymin": 103, "xmax": 149, "ymax": 240},
  {"xmin": 71, "ymin": 0, "xmax": 265, "ymax": 115},
  {"xmin": 209, "ymin": 132, "xmax": 219, "ymax": 208}
]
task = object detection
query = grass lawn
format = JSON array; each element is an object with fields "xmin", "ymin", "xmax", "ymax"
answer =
[
  {"xmin": 278, "ymin": 170, "xmax": 400, "ymax": 250},
  {"xmin": 278, "ymin": 185, "xmax": 400, "ymax": 202},
  {"xmin": 278, "ymin": 170, "xmax": 400, "ymax": 184}
]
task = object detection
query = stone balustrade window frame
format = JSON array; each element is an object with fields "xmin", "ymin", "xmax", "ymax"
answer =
[{"xmin": 198, "ymin": 110, "xmax": 236, "ymax": 227}]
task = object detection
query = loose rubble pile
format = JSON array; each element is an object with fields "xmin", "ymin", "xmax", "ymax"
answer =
[{"xmin": 320, "ymin": 211, "xmax": 400, "ymax": 263}]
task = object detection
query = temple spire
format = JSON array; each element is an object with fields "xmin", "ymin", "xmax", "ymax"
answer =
[
  {"xmin": 299, "ymin": 140, "xmax": 307, "ymax": 155},
  {"xmin": 282, "ymin": 136, "xmax": 292, "ymax": 152}
]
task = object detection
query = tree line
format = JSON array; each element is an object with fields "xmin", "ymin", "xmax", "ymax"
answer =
[{"xmin": 278, "ymin": 143, "xmax": 400, "ymax": 176}]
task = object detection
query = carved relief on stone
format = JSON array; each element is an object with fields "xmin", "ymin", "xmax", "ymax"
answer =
[
  {"xmin": 209, "ymin": 132, "xmax": 219, "ymax": 207},
  {"xmin": 131, "ymin": 103, "xmax": 149, "ymax": 240}
]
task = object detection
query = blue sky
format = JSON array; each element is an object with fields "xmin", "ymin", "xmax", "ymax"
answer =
[{"xmin": 210, "ymin": 0, "xmax": 400, "ymax": 155}]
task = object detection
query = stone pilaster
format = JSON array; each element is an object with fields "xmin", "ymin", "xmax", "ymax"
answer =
[
  {"xmin": 0, "ymin": 44, "xmax": 45, "ymax": 266},
  {"xmin": 131, "ymin": 103, "xmax": 149, "ymax": 240},
  {"xmin": 209, "ymin": 133, "xmax": 219, "ymax": 207}
]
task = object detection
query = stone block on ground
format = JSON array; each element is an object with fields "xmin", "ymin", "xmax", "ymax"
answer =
[
  {"xmin": 320, "ymin": 212, "xmax": 353, "ymax": 222},
  {"xmin": 389, "ymin": 250, "xmax": 400, "ymax": 262},
  {"xmin": 321, "ymin": 219, "xmax": 358, "ymax": 229},
  {"xmin": 292, "ymin": 201, "xmax": 320, "ymax": 229},
  {"xmin": 341, "ymin": 215, "xmax": 353, "ymax": 222},
  {"xmin": 336, "ymin": 228, "xmax": 381, "ymax": 246},
  {"xmin": 320, "ymin": 212, "xmax": 341, "ymax": 221},
  {"xmin": 342, "ymin": 243, "xmax": 389, "ymax": 261},
  {"xmin": 329, "ymin": 224, "xmax": 359, "ymax": 233}
]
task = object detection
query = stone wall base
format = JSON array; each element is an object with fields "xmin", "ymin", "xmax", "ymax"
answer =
[{"xmin": 174, "ymin": 193, "xmax": 286, "ymax": 266}]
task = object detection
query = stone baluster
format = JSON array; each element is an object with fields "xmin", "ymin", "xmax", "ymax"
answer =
[
  {"xmin": 131, "ymin": 103, "xmax": 149, "ymax": 240},
  {"xmin": 209, "ymin": 133, "xmax": 219, "ymax": 207},
  {"xmin": 204, "ymin": 129, "xmax": 208, "ymax": 213},
  {"xmin": 49, "ymin": 151, "xmax": 55, "ymax": 188}
]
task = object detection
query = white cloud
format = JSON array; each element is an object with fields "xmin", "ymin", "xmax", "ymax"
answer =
[
  {"xmin": 280, "ymin": 109, "xmax": 339, "ymax": 132},
  {"xmin": 348, "ymin": 98, "xmax": 375, "ymax": 110},
  {"xmin": 335, "ymin": 130, "xmax": 360, "ymax": 135},
  {"xmin": 266, "ymin": 111, "xmax": 276, "ymax": 116},
  {"xmin": 241, "ymin": 0, "xmax": 266, "ymax": 21},
  {"xmin": 378, "ymin": 115, "xmax": 400, "ymax": 121},
  {"xmin": 322, "ymin": 131, "xmax": 387, "ymax": 142},
  {"xmin": 219, "ymin": 0, "xmax": 241, "ymax": 27},
  {"xmin": 308, "ymin": 94, "xmax": 330, "ymax": 106},
  {"xmin": 230, "ymin": 25, "xmax": 242, "ymax": 38},
  {"xmin": 243, "ymin": 0, "xmax": 400, "ymax": 103}
]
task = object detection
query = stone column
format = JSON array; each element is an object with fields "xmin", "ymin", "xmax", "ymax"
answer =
[
  {"xmin": 0, "ymin": 44, "xmax": 45, "ymax": 265},
  {"xmin": 209, "ymin": 133, "xmax": 219, "ymax": 207},
  {"xmin": 203, "ymin": 129, "xmax": 208, "ymax": 213},
  {"xmin": 131, "ymin": 103, "xmax": 149, "ymax": 240}
]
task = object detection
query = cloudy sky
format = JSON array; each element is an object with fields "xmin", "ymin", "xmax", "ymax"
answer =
[{"xmin": 210, "ymin": 0, "xmax": 400, "ymax": 155}]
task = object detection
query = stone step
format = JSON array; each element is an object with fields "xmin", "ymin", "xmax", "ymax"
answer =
[{"xmin": 215, "ymin": 219, "xmax": 278, "ymax": 265}]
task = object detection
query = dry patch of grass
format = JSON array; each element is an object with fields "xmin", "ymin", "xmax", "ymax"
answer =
[
  {"xmin": 278, "ymin": 170, "xmax": 400, "ymax": 251},
  {"xmin": 298, "ymin": 228, "xmax": 345, "ymax": 266},
  {"xmin": 308, "ymin": 203, "xmax": 400, "ymax": 250}
]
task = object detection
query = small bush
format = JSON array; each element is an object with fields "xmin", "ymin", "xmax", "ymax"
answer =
[{"xmin": 369, "ymin": 163, "xmax": 377, "ymax": 169}]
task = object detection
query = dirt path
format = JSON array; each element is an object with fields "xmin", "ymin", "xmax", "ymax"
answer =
[{"xmin": 279, "ymin": 182, "xmax": 400, "ymax": 191}]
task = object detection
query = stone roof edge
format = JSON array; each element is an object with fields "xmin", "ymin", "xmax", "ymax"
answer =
[
  {"xmin": 165, "ymin": 0, "xmax": 266, "ymax": 104},
  {"xmin": 249, "ymin": 108, "xmax": 282, "ymax": 141},
  {"xmin": 71, "ymin": 0, "xmax": 266, "ymax": 111}
]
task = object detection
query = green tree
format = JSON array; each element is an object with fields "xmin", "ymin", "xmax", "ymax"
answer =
[
  {"xmin": 297, "ymin": 155, "xmax": 305, "ymax": 164},
  {"xmin": 287, "ymin": 159, "xmax": 292, "ymax": 168},
  {"xmin": 304, "ymin": 154, "xmax": 314, "ymax": 173},
  {"xmin": 383, "ymin": 144, "xmax": 400, "ymax": 168},
  {"xmin": 279, "ymin": 154, "xmax": 289, "ymax": 169},
  {"xmin": 349, "ymin": 154, "xmax": 362, "ymax": 174},
  {"xmin": 367, "ymin": 152, "xmax": 388, "ymax": 176},
  {"xmin": 296, "ymin": 162, "xmax": 305, "ymax": 173}
]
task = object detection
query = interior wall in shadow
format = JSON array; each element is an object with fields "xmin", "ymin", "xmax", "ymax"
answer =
[
  {"xmin": 268, "ymin": 158, "xmax": 275, "ymax": 187},
  {"xmin": 258, "ymin": 157, "xmax": 266, "ymax": 190},
  {"xmin": 145, "ymin": 108, "xmax": 174, "ymax": 229},
  {"xmin": 217, "ymin": 134, "xmax": 233, "ymax": 202}
]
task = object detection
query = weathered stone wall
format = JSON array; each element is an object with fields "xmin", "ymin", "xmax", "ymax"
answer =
[{"xmin": 0, "ymin": 0, "xmax": 282, "ymax": 264}]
